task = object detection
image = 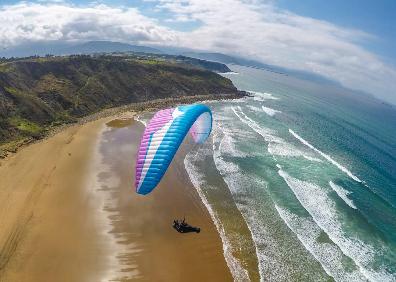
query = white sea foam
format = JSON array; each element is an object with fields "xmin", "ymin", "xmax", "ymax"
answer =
[
  {"xmin": 246, "ymin": 104, "xmax": 281, "ymax": 117},
  {"xmin": 289, "ymin": 129, "xmax": 362, "ymax": 183},
  {"xmin": 261, "ymin": 106, "xmax": 281, "ymax": 116},
  {"xmin": 275, "ymin": 205, "xmax": 366, "ymax": 282},
  {"xmin": 268, "ymin": 142, "xmax": 322, "ymax": 162},
  {"xmin": 231, "ymin": 106, "xmax": 283, "ymax": 143},
  {"xmin": 232, "ymin": 107, "xmax": 322, "ymax": 163},
  {"xmin": 228, "ymin": 106, "xmax": 391, "ymax": 280},
  {"xmin": 329, "ymin": 181, "xmax": 357, "ymax": 210},
  {"xmin": 217, "ymin": 127, "xmax": 249, "ymax": 158},
  {"xmin": 212, "ymin": 138, "xmax": 272, "ymax": 281},
  {"xmin": 184, "ymin": 149, "xmax": 250, "ymax": 281},
  {"xmin": 211, "ymin": 123, "xmax": 313, "ymax": 281},
  {"xmin": 211, "ymin": 115, "xmax": 369, "ymax": 281},
  {"xmin": 303, "ymin": 155, "xmax": 323, "ymax": 162},
  {"xmin": 216, "ymin": 112, "xmax": 256, "ymax": 140},
  {"xmin": 278, "ymin": 168, "xmax": 393, "ymax": 281},
  {"xmin": 248, "ymin": 91, "xmax": 279, "ymax": 101},
  {"xmin": 246, "ymin": 105, "xmax": 262, "ymax": 112}
]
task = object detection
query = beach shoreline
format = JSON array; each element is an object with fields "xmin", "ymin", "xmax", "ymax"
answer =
[
  {"xmin": 0, "ymin": 104, "xmax": 240, "ymax": 281},
  {"xmin": 97, "ymin": 118, "xmax": 234, "ymax": 281},
  {"xmin": 0, "ymin": 93, "xmax": 246, "ymax": 160}
]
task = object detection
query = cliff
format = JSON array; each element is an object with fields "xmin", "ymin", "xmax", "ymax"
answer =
[{"xmin": 0, "ymin": 55, "xmax": 241, "ymax": 147}]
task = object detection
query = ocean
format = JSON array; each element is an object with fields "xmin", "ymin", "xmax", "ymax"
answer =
[{"xmin": 180, "ymin": 65, "xmax": 396, "ymax": 281}]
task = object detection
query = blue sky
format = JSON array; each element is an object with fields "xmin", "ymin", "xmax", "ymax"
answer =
[
  {"xmin": 0, "ymin": 0, "xmax": 395, "ymax": 103},
  {"xmin": 2, "ymin": 0, "xmax": 394, "ymax": 61},
  {"xmin": 2, "ymin": 0, "xmax": 394, "ymax": 56}
]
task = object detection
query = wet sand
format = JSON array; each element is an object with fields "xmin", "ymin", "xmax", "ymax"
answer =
[
  {"xmin": 0, "ymin": 115, "xmax": 232, "ymax": 281},
  {"xmin": 94, "ymin": 118, "xmax": 233, "ymax": 281}
]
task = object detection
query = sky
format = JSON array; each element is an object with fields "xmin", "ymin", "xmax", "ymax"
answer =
[{"xmin": 0, "ymin": 0, "xmax": 395, "ymax": 104}]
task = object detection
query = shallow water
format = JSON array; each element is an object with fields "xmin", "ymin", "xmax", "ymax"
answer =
[{"xmin": 182, "ymin": 65, "xmax": 396, "ymax": 281}]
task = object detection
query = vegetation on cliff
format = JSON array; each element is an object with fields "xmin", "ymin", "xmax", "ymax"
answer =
[{"xmin": 0, "ymin": 54, "xmax": 241, "ymax": 152}]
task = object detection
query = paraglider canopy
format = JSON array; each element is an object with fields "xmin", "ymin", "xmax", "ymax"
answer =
[{"xmin": 135, "ymin": 104, "xmax": 212, "ymax": 195}]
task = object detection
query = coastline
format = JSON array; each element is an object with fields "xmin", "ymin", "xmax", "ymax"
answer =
[
  {"xmin": 0, "ymin": 93, "xmax": 246, "ymax": 160},
  {"xmin": 97, "ymin": 118, "xmax": 234, "ymax": 281},
  {"xmin": 0, "ymin": 103, "xmax": 240, "ymax": 281}
]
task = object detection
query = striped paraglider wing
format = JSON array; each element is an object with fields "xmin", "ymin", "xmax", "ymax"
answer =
[{"xmin": 135, "ymin": 104, "xmax": 212, "ymax": 195}]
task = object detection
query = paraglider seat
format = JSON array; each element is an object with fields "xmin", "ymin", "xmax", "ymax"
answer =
[{"xmin": 173, "ymin": 219, "xmax": 200, "ymax": 233}]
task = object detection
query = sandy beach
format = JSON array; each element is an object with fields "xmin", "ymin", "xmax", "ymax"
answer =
[{"xmin": 0, "ymin": 115, "xmax": 233, "ymax": 281}]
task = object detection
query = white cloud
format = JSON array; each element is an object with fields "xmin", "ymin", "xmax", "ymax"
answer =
[
  {"xmin": 0, "ymin": 1, "xmax": 395, "ymax": 103},
  {"xmin": 0, "ymin": 2, "xmax": 177, "ymax": 47},
  {"xmin": 155, "ymin": 0, "xmax": 396, "ymax": 103}
]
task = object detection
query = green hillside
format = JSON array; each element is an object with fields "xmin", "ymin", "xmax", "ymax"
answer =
[{"xmin": 0, "ymin": 55, "xmax": 241, "ymax": 149}]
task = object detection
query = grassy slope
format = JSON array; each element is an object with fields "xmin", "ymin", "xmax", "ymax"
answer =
[{"xmin": 0, "ymin": 55, "xmax": 240, "ymax": 149}]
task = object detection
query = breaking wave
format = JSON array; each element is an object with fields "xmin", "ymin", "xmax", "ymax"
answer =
[
  {"xmin": 275, "ymin": 205, "xmax": 366, "ymax": 282},
  {"xmin": 329, "ymin": 181, "xmax": 357, "ymax": 210},
  {"xmin": 268, "ymin": 142, "xmax": 322, "ymax": 162},
  {"xmin": 184, "ymin": 149, "xmax": 250, "ymax": 281},
  {"xmin": 289, "ymin": 129, "xmax": 362, "ymax": 183},
  {"xmin": 246, "ymin": 105, "xmax": 282, "ymax": 117},
  {"xmin": 232, "ymin": 106, "xmax": 283, "ymax": 143},
  {"xmin": 248, "ymin": 91, "xmax": 279, "ymax": 101},
  {"xmin": 278, "ymin": 168, "xmax": 393, "ymax": 281},
  {"xmin": 232, "ymin": 107, "xmax": 322, "ymax": 162},
  {"xmin": 261, "ymin": 106, "xmax": 281, "ymax": 117},
  {"xmin": 211, "ymin": 124, "xmax": 282, "ymax": 281}
]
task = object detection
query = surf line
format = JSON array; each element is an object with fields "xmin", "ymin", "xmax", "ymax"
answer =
[
  {"xmin": 329, "ymin": 181, "xmax": 357, "ymax": 210},
  {"xmin": 262, "ymin": 106, "xmax": 281, "ymax": 117},
  {"xmin": 289, "ymin": 129, "xmax": 362, "ymax": 183},
  {"xmin": 184, "ymin": 149, "xmax": 251, "ymax": 282},
  {"xmin": 231, "ymin": 106, "xmax": 280, "ymax": 143},
  {"xmin": 211, "ymin": 125, "xmax": 266, "ymax": 281}
]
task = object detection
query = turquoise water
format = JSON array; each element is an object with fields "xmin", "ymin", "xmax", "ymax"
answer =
[{"xmin": 183, "ymin": 66, "xmax": 396, "ymax": 281}]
